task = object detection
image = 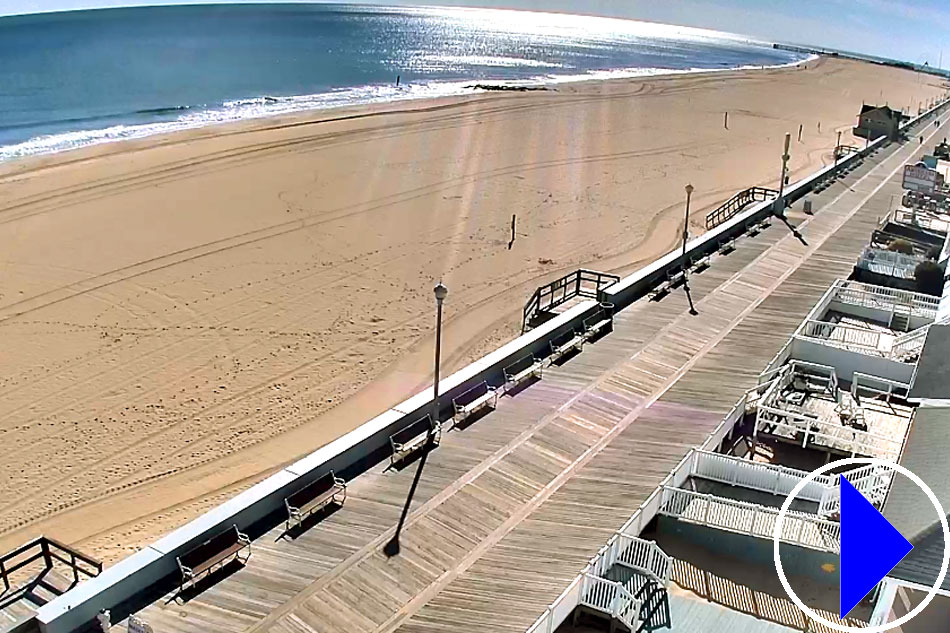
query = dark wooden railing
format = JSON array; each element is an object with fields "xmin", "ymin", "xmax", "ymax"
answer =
[
  {"xmin": 704, "ymin": 186, "xmax": 778, "ymax": 230},
  {"xmin": 522, "ymin": 269, "xmax": 620, "ymax": 332},
  {"xmin": 0, "ymin": 536, "xmax": 102, "ymax": 593}
]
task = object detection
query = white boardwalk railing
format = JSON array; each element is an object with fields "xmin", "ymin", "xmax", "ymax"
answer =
[
  {"xmin": 579, "ymin": 574, "xmax": 642, "ymax": 631},
  {"xmin": 830, "ymin": 279, "xmax": 939, "ymax": 320},
  {"xmin": 691, "ymin": 450, "xmax": 833, "ymax": 502},
  {"xmin": 817, "ymin": 464, "xmax": 892, "ymax": 517},
  {"xmin": 799, "ymin": 319, "xmax": 887, "ymax": 355},
  {"xmin": 755, "ymin": 405, "xmax": 902, "ymax": 460},
  {"xmin": 659, "ymin": 486, "xmax": 841, "ymax": 553},
  {"xmin": 586, "ymin": 533, "xmax": 673, "ymax": 588}
]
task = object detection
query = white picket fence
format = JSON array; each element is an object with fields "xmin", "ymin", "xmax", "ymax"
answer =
[
  {"xmin": 659, "ymin": 486, "xmax": 841, "ymax": 553},
  {"xmin": 578, "ymin": 574, "xmax": 642, "ymax": 631}
]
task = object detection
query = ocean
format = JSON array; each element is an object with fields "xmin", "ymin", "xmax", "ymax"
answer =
[{"xmin": 0, "ymin": 3, "xmax": 810, "ymax": 161}]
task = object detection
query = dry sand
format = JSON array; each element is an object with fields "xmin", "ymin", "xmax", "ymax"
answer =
[{"xmin": 0, "ymin": 56, "xmax": 944, "ymax": 564}]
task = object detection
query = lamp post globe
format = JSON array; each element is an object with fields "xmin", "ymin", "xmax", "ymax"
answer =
[{"xmin": 434, "ymin": 281, "xmax": 448, "ymax": 303}]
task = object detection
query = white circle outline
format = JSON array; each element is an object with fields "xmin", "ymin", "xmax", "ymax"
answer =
[{"xmin": 773, "ymin": 457, "xmax": 949, "ymax": 632}]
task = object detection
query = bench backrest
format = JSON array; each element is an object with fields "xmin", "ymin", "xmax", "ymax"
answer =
[
  {"xmin": 390, "ymin": 415, "xmax": 433, "ymax": 447},
  {"xmin": 550, "ymin": 329, "xmax": 578, "ymax": 349},
  {"xmin": 453, "ymin": 381, "xmax": 490, "ymax": 408},
  {"xmin": 583, "ymin": 309, "xmax": 607, "ymax": 331},
  {"xmin": 179, "ymin": 525, "xmax": 238, "ymax": 569},
  {"xmin": 287, "ymin": 471, "xmax": 338, "ymax": 509},
  {"xmin": 505, "ymin": 353, "xmax": 536, "ymax": 377}
]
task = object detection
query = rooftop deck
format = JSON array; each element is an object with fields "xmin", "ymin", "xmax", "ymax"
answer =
[{"xmin": 114, "ymin": 121, "xmax": 948, "ymax": 633}]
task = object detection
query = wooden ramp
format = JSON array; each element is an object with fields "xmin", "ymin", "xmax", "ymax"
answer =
[{"xmin": 132, "ymin": 124, "xmax": 943, "ymax": 633}]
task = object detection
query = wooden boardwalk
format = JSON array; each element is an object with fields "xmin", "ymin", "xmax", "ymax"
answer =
[{"xmin": 132, "ymin": 124, "xmax": 945, "ymax": 633}]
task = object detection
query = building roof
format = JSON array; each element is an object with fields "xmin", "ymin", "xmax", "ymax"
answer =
[
  {"xmin": 859, "ymin": 104, "xmax": 905, "ymax": 121},
  {"xmin": 883, "ymin": 406, "xmax": 950, "ymax": 592},
  {"xmin": 910, "ymin": 324, "xmax": 950, "ymax": 400}
]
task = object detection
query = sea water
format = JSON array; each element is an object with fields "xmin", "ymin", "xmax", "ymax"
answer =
[{"xmin": 0, "ymin": 3, "xmax": 810, "ymax": 161}]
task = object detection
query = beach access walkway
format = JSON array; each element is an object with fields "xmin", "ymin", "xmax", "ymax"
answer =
[{"xmin": 129, "ymin": 119, "xmax": 949, "ymax": 633}]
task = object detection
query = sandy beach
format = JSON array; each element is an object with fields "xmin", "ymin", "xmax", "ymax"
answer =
[{"xmin": 0, "ymin": 56, "xmax": 944, "ymax": 564}]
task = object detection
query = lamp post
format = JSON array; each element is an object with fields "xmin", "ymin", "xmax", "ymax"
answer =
[
  {"xmin": 683, "ymin": 184, "xmax": 698, "ymax": 316},
  {"xmin": 835, "ymin": 130, "xmax": 842, "ymax": 174},
  {"xmin": 776, "ymin": 132, "xmax": 791, "ymax": 217},
  {"xmin": 384, "ymin": 281, "xmax": 448, "ymax": 557}
]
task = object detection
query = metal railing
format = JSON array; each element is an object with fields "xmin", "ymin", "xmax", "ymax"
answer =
[
  {"xmin": 522, "ymin": 269, "xmax": 620, "ymax": 332},
  {"xmin": 0, "ymin": 536, "xmax": 102, "ymax": 594},
  {"xmin": 579, "ymin": 573, "xmax": 642, "ymax": 631},
  {"xmin": 659, "ymin": 486, "xmax": 841, "ymax": 552},
  {"xmin": 705, "ymin": 186, "xmax": 778, "ymax": 230}
]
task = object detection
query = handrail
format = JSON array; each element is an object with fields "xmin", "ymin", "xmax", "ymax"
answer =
[
  {"xmin": 818, "ymin": 465, "xmax": 892, "ymax": 517},
  {"xmin": 705, "ymin": 186, "xmax": 778, "ymax": 230},
  {"xmin": 522, "ymin": 269, "xmax": 620, "ymax": 332},
  {"xmin": 830, "ymin": 279, "xmax": 939, "ymax": 317},
  {"xmin": 797, "ymin": 319, "xmax": 886, "ymax": 355},
  {"xmin": 691, "ymin": 450, "xmax": 834, "ymax": 501},
  {"xmin": 851, "ymin": 373, "xmax": 911, "ymax": 400},
  {"xmin": 856, "ymin": 247, "xmax": 922, "ymax": 279},
  {"xmin": 0, "ymin": 536, "xmax": 102, "ymax": 594},
  {"xmin": 754, "ymin": 406, "xmax": 902, "ymax": 460},
  {"xmin": 579, "ymin": 573, "xmax": 642, "ymax": 630},
  {"xmin": 659, "ymin": 486, "xmax": 841, "ymax": 552}
]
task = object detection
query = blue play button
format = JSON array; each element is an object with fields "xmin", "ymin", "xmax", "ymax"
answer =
[{"xmin": 840, "ymin": 475, "xmax": 914, "ymax": 618}]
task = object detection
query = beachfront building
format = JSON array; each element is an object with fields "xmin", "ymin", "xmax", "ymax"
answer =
[
  {"xmin": 870, "ymin": 327, "xmax": 950, "ymax": 627},
  {"xmin": 854, "ymin": 104, "xmax": 907, "ymax": 142}
]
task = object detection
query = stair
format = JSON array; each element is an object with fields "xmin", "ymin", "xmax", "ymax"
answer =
[{"xmin": 890, "ymin": 310, "xmax": 910, "ymax": 332}]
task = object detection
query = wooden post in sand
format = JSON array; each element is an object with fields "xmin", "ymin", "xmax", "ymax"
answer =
[
  {"xmin": 724, "ymin": 112, "xmax": 729, "ymax": 130},
  {"xmin": 508, "ymin": 214, "xmax": 516, "ymax": 250},
  {"xmin": 798, "ymin": 124, "xmax": 803, "ymax": 142}
]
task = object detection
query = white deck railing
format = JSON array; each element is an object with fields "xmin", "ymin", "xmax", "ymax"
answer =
[
  {"xmin": 817, "ymin": 464, "xmax": 892, "ymax": 517},
  {"xmin": 856, "ymin": 247, "xmax": 922, "ymax": 280},
  {"xmin": 586, "ymin": 533, "xmax": 673, "ymax": 588},
  {"xmin": 830, "ymin": 279, "xmax": 939, "ymax": 320},
  {"xmin": 799, "ymin": 319, "xmax": 887, "ymax": 355},
  {"xmin": 755, "ymin": 406, "xmax": 902, "ymax": 460},
  {"xmin": 691, "ymin": 450, "xmax": 833, "ymax": 502},
  {"xmin": 850, "ymin": 373, "xmax": 911, "ymax": 401},
  {"xmin": 579, "ymin": 574, "xmax": 642, "ymax": 631},
  {"xmin": 659, "ymin": 486, "xmax": 841, "ymax": 553}
]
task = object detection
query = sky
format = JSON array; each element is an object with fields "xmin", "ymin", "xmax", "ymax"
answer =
[{"xmin": 1, "ymin": 0, "xmax": 948, "ymax": 65}]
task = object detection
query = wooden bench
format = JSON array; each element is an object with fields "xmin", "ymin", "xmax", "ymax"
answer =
[
  {"xmin": 548, "ymin": 328, "xmax": 584, "ymax": 364},
  {"xmin": 390, "ymin": 415, "xmax": 439, "ymax": 466},
  {"xmin": 503, "ymin": 353, "xmax": 543, "ymax": 391},
  {"xmin": 285, "ymin": 471, "xmax": 346, "ymax": 530},
  {"xmin": 582, "ymin": 307, "xmax": 613, "ymax": 340},
  {"xmin": 649, "ymin": 269, "xmax": 686, "ymax": 300},
  {"xmin": 691, "ymin": 255, "xmax": 711, "ymax": 274},
  {"xmin": 452, "ymin": 381, "xmax": 498, "ymax": 424},
  {"xmin": 176, "ymin": 525, "xmax": 250, "ymax": 594}
]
